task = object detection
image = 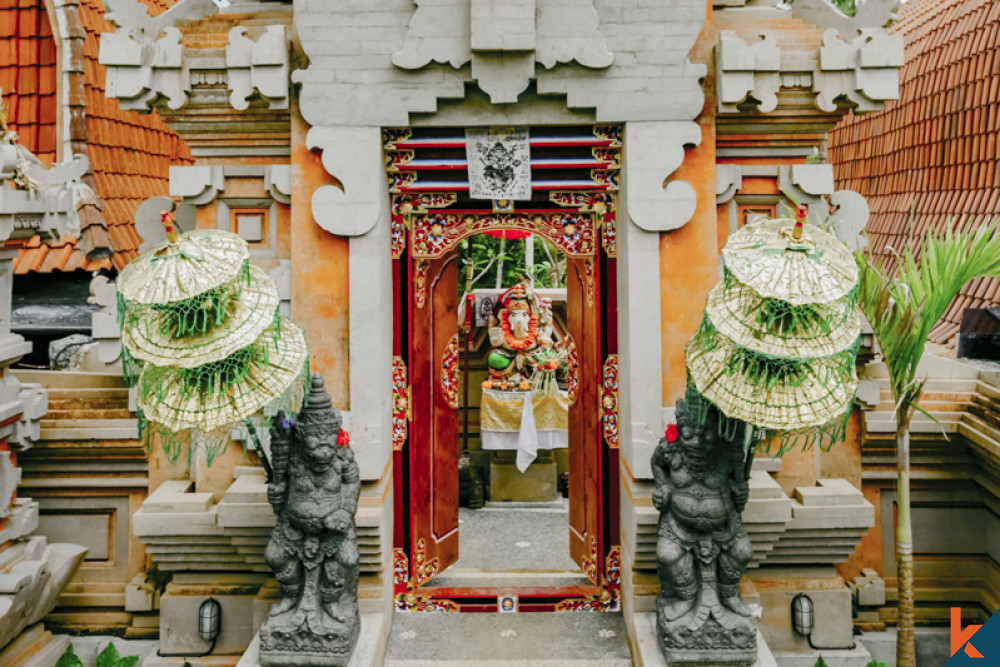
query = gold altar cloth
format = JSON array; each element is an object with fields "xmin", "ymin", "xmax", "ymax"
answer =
[{"xmin": 480, "ymin": 389, "xmax": 569, "ymax": 432}]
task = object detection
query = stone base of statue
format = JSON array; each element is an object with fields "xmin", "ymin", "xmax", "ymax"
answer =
[
  {"xmin": 259, "ymin": 611, "xmax": 360, "ymax": 667},
  {"xmin": 240, "ymin": 614, "xmax": 383, "ymax": 667},
  {"xmin": 657, "ymin": 595, "xmax": 757, "ymax": 666}
]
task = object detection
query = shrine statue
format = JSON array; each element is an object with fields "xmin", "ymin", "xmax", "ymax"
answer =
[
  {"xmin": 483, "ymin": 281, "xmax": 543, "ymax": 391},
  {"xmin": 479, "ymin": 280, "xmax": 568, "ymax": 472},
  {"xmin": 259, "ymin": 374, "xmax": 361, "ymax": 667},
  {"xmin": 652, "ymin": 394, "xmax": 757, "ymax": 665}
]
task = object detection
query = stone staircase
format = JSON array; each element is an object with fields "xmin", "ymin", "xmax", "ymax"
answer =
[
  {"xmin": 11, "ymin": 369, "xmax": 151, "ymax": 635},
  {"xmin": 383, "ymin": 612, "xmax": 632, "ymax": 666}
]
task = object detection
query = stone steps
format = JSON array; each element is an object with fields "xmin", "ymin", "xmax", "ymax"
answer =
[
  {"xmin": 40, "ymin": 417, "xmax": 139, "ymax": 441},
  {"xmin": 384, "ymin": 612, "xmax": 631, "ymax": 666}
]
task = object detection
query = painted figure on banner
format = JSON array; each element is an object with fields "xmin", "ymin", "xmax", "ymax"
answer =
[
  {"xmin": 465, "ymin": 127, "xmax": 532, "ymax": 201},
  {"xmin": 259, "ymin": 374, "xmax": 361, "ymax": 667}
]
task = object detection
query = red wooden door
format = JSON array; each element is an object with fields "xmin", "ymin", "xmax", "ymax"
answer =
[
  {"xmin": 408, "ymin": 255, "xmax": 460, "ymax": 585},
  {"xmin": 566, "ymin": 257, "xmax": 604, "ymax": 583}
]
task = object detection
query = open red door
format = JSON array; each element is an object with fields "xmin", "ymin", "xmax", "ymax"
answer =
[
  {"xmin": 566, "ymin": 257, "xmax": 604, "ymax": 583},
  {"xmin": 408, "ymin": 255, "xmax": 460, "ymax": 585}
]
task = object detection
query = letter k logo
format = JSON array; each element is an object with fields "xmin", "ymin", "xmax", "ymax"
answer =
[
  {"xmin": 952, "ymin": 608, "xmax": 984, "ymax": 659},
  {"xmin": 946, "ymin": 607, "xmax": 999, "ymax": 665}
]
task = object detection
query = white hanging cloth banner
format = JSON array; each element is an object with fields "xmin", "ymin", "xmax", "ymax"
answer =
[
  {"xmin": 465, "ymin": 127, "xmax": 532, "ymax": 201},
  {"xmin": 516, "ymin": 390, "xmax": 539, "ymax": 472}
]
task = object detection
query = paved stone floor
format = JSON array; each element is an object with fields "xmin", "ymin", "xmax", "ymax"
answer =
[
  {"xmin": 427, "ymin": 501, "xmax": 587, "ymax": 588},
  {"xmin": 384, "ymin": 611, "xmax": 632, "ymax": 666}
]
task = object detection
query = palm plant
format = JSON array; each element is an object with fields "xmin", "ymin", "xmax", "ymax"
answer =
[{"xmin": 856, "ymin": 217, "xmax": 1000, "ymax": 667}]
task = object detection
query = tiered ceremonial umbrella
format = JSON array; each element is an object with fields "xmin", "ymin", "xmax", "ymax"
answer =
[
  {"xmin": 685, "ymin": 208, "xmax": 860, "ymax": 453},
  {"xmin": 118, "ymin": 213, "xmax": 308, "ymax": 463}
]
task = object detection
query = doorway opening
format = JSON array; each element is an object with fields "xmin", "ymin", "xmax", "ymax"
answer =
[{"xmin": 388, "ymin": 126, "xmax": 621, "ymax": 611}]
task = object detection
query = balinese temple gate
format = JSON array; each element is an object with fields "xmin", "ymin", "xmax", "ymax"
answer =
[{"xmin": 91, "ymin": 0, "xmax": 906, "ymax": 663}]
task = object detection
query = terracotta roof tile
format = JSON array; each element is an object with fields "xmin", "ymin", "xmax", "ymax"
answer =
[
  {"xmin": 829, "ymin": 0, "xmax": 1000, "ymax": 347},
  {"xmin": 6, "ymin": 0, "xmax": 190, "ymax": 275}
]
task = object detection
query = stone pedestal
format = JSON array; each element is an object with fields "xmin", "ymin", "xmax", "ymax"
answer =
[
  {"xmin": 237, "ymin": 614, "xmax": 384, "ymax": 667},
  {"xmin": 489, "ymin": 451, "xmax": 559, "ymax": 502},
  {"xmin": 634, "ymin": 613, "xmax": 778, "ymax": 667},
  {"xmin": 750, "ymin": 566, "xmax": 855, "ymax": 653}
]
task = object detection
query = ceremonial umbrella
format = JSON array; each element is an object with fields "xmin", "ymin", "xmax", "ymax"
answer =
[
  {"xmin": 685, "ymin": 209, "xmax": 860, "ymax": 452},
  {"xmin": 117, "ymin": 214, "xmax": 308, "ymax": 464}
]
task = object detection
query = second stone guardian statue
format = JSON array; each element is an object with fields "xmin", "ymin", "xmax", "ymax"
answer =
[
  {"xmin": 652, "ymin": 394, "xmax": 757, "ymax": 666},
  {"xmin": 259, "ymin": 374, "xmax": 361, "ymax": 666}
]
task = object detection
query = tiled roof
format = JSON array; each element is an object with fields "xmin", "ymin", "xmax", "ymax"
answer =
[
  {"xmin": 0, "ymin": 0, "xmax": 58, "ymax": 166},
  {"xmin": 828, "ymin": 0, "xmax": 1000, "ymax": 346},
  {"xmin": 4, "ymin": 0, "xmax": 191, "ymax": 275}
]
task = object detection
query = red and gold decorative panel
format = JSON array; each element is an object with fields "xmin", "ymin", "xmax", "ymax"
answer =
[
  {"xmin": 392, "ymin": 356, "xmax": 409, "ymax": 451},
  {"xmin": 601, "ymin": 355, "xmax": 619, "ymax": 449},
  {"xmin": 549, "ymin": 191, "xmax": 617, "ymax": 257},
  {"xmin": 554, "ymin": 546, "xmax": 622, "ymax": 612},
  {"xmin": 440, "ymin": 334, "xmax": 460, "ymax": 409},
  {"xmin": 393, "ymin": 547, "xmax": 459, "ymax": 612},
  {"xmin": 565, "ymin": 335, "xmax": 579, "ymax": 406},
  {"xmin": 411, "ymin": 211, "xmax": 599, "ymax": 259},
  {"xmin": 391, "ymin": 193, "xmax": 458, "ymax": 258},
  {"xmin": 413, "ymin": 259, "xmax": 430, "ymax": 309}
]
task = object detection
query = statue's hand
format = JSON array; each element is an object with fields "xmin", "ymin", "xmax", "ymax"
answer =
[
  {"xmin": 267, "ymin": 481, "xmax": 287, "ymax": 507},
  {"xmin": 325, "ymin": 509, "xmax": 352, "ymax": 533},
  {"xmin": 732, "ymin": 481, "xmax": 749, "ymax": 512},
  {"xmin": 652, "ymin": 486, "xmax": 670, "ymax": 512}
]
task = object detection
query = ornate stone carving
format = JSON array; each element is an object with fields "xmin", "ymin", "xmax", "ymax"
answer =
[
  {"xmin": 714, "ymin": 23, "xmax": 904, "ymax": 115},
  {"xmin": 814, "ymin": 28, "xmax": 905, "ymax": 113},
  {"xmin": 0, "ymin": 106, "xmax": 88, "ymax": 242},
  {"xmin": 652, "ymin": 397, "xmax": 756, "ymax": 666},
  {"xmin": 226, "ymin": 26, "xmax": 290, "ymax": 111},
  {"xmin": 624, "ymin": 121, "xmax": 703, "ymax": 232},
  {"xmin": 259, "ymin": 374, "xmax": 361, "ymax": 667},
  {"xmin": 392, "ymin": 0, "xmax": 613, "ymax": 104},
  {"xmin": 100, "ymin": 0, "xmax": 291, "ymax": 112},
  {"xmin": 292, "ymin": 0, "xmax": 705, "ymax": 128},
  {"xmin": 717, "ymin": 31, "xmax": 781, "ymax": 114}
]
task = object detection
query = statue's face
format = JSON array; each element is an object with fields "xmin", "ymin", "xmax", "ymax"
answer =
[
  {"xmin": 300, "ymin": 428, "xmax": 337, "ymax": 468},
  {"xmin": 680, "ymin": 418, "xmax": 715, "ymax": 471},
  {"xmin": 508, "ymin": 308, "xmax": 530, "ymax": 339}
]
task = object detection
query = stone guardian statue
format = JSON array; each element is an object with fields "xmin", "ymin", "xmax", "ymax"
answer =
[
  {"xmin": 259, "ymin": 373, "xmax": 361, "ymax": 666},
  {"xmin": 652, "ymin": 395, "xmax": 757, "ymax": 665}
]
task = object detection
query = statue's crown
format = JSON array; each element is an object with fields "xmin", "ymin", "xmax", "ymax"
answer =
[
  {"xmin": 498, "ymin": 283, "xmax": 533, "ymax": 314},
  {"xmin": 297, "ymin": 373, "xmax": 342, "ymax": 431}
]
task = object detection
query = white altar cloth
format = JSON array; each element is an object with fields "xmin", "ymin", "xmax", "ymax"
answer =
[{"xmin": 480, "ymin": 389, "xmax": 568, "ymax": 472}]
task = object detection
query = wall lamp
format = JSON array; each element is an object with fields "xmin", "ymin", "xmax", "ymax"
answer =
[{"xmin": 791, "ymin": 592, "xmax": 856, "ymax": 651}]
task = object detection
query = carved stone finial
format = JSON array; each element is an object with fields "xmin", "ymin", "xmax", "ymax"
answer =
[{"xmin": 297, "ymin": 372, "xmax": 342, "ymax": 431}]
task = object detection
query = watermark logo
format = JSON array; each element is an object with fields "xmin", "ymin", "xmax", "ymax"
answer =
[{"xmin": 945, "ymin": 607, "xmax": 999, "ymax": 665}]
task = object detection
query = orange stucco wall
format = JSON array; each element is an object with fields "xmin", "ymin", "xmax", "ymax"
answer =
[
  {"xmin": 289, "ymin": 106, "xmax": 350, "ymax": 409},
  {"xmin": 660, "ymin": 12, "xmax": 718, "ymax": 405}
]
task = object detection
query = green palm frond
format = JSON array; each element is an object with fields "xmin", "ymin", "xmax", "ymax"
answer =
[{"xmin": 857, "ymin": 217, "xmax": 1000, "ymax": 420}]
